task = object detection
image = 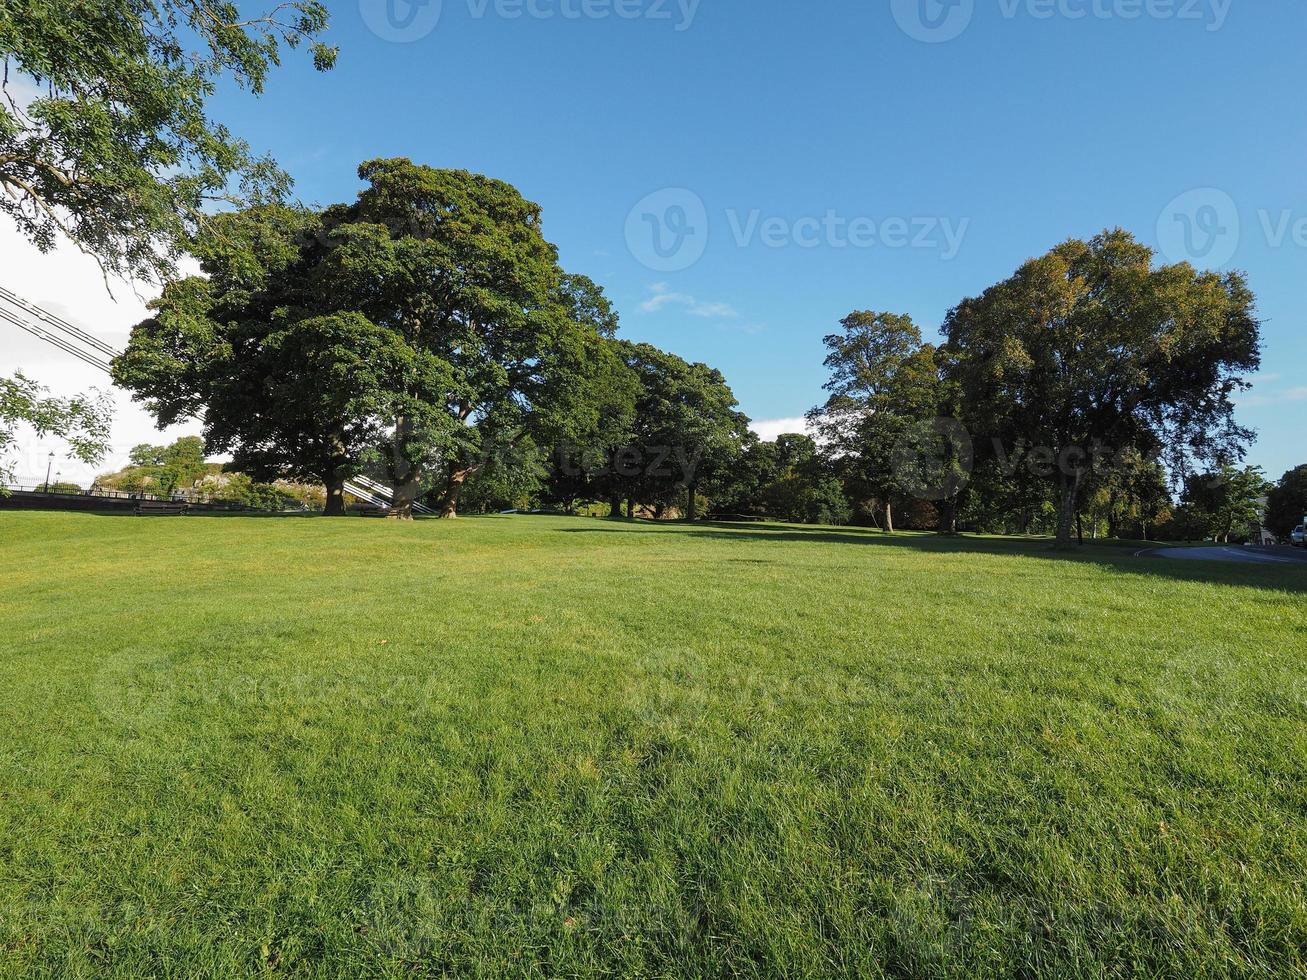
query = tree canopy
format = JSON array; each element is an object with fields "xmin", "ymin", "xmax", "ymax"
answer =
[
  {"xmin": 1265, "ymin": 465, "xmax": 1307, "ymax": 539},
  {"xmin": 611, "ymin": 341, "xmax": 750, "ymax": 520},
  {"xmin": 1176, "ymin": 465, "xmax": 1269, "ymax": 544},
  {"xmin": 0, "ymin": 0, "xmax": 336, "ymax": 284},
  {"xmin": 943, "ymin": 229, "xmax": 1261, "ymax": 546},
  {"xmin": 808, "ymin": 312, "xmax": 948, "ymax": 533},
  {"xmin": 0, "ymin": 372, "xmax": 112, "ymax": 490}
]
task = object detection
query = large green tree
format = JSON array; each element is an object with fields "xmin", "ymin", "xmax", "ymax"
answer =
[
  {"xmin": 113, "ymin": 204, "xmax": 438, "ymax": 515},
  {"xmin": 315, "ymin": 160, "xmax": 616, "ymax": 518},
  {"xmin": 540, "ymin": 335, "xmax": 639, "ymax": 515},
  {"xmin": 944, "ymin": 230, "xmax": 1261, "ymax": 547},
  {"xmin": 808, "ymin": 312, "xmax": 945, "ymax": 533},
  {"xmin": 0, "ymin": 0, "xmax": 336, "ymax": 284},
  {"xmin": 1086, "ymin": 450, "xmax": 1174, "ymax": 541},
  {"xmin": 1179, "ymin": 465, "xmax": 1270, "ymax": 543},
  {"xmin": 115, "ymin": 161, "xmax": 622, "ymax": 519},
  {"xmin": 712, "ymin": 433, "xmax": 851, "ymax": 525},
  {"xmin": 613, "ymin": 342, "xmax": 750, "ymax": 521}
]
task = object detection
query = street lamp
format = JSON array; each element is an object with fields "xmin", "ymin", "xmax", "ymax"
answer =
[{"xmin": 43, "ymin": 452, "xmax": 54, "ymax": 493}]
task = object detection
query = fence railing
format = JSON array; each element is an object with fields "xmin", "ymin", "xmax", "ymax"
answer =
[
  {"xmin": 3, "ymin": 483, "xmax": 174, "ymax": 501},
  {"xmin": 1, "ymin": 484, "xmax": 314, "ymax": 512}
]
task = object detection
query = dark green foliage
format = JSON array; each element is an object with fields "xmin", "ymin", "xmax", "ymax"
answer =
[
  {"xmin": 1177, "ymin": 465, "xmax": 1270, "ymax": 543},
  {"xmin": 1265, "ymin": 465, "xmax": 1307, "ymax": 538},
  {"xmin": 114, "ymin": 161, "xmax": 628, "ymax": 518},
  {"xmin": 713, "ymin": 433, "xmax": 850, "ymax": 525},
  {"xmin": 808, "ymin": 311, "xmax": 949, "ymax": 533},
  {"xmin": 112, "ymin": 202, "xmax": 441, "ymax": 515},
  {"xmin": 610, "ymin": 341, "xmax": 751, "ymax": 520}
]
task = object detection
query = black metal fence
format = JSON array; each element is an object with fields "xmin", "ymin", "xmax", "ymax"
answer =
[{"xmin": 0, "ymin": 484, "xmax": 314, "ymax": 514}]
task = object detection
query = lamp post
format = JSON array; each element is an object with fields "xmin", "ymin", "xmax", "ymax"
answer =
[{"xmin": 43, "ymin": 452, "xmax": 54, "ymax": 493}]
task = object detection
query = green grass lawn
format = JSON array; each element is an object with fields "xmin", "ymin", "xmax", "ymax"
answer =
[{"xmin": 1, "ymin": 512, "xmax": 1304, "ymax": 978}]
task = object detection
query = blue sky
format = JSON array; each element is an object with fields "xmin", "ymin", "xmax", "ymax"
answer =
[{"xmin": 216, "ymin": 0, "xmax": 1302, "ymax": 476}]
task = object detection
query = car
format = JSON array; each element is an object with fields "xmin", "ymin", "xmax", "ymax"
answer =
[{"xmin": 1292, "ymin": 525, "xmax": 1306, "ymax": 548}]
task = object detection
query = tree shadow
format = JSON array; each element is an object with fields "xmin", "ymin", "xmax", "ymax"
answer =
[{"xmin": 556, "ymin": 521, "xmax": 1307, "ymax": 593}]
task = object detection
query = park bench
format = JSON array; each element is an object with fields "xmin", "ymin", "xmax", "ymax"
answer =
[{"xmin": 135, "ymin": 500, "xmax": 189, "ymax": 517}]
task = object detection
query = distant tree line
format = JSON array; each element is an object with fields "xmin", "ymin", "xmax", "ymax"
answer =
[
  {"xmin": 108, "ymin": 162, "xmax": 1278, "ymax": 543},
  {"xmin": 95, "ymin": 436, "xmax": 323, "ymax": 511},
  {"xmin": 1265, "ymin": 466, "xmax": 1307, "ymax": 539}
]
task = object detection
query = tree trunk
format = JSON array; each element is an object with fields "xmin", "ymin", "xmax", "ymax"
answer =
[
  {"xmin": 626, "ymin": 498, "xmax": 635, "ymax": 519},
  {"xmin": 687, "ymin": 481, "xmax": 698, "ymax": 522},
  {"xmin": 324, "ymin": 474, "xmax": 347, "ymax": 517},
  {"xmin": 1055, "ymin": 472, "xmax": 1082, "ymax": 548},
  {"xmin": 609, "ymin": 493, "xmax": 623, "ymax": 519},
  {"xmin": 389, "ymin": 476, "xmax": 420, "ymax": 521},
  {"xmin": 439, "ymin": 468, "xmax": 471, "ymax": 519},
  {"xmin": 1076, "ymin": 511, "xmax": 1084, "ymax": 546},
  {"xmin": 938, "ymin": 496, "xmax": 958, "ymax": 535},
  {"xmin": 884, "ymin": 499, "xmax": 894, "ymax": 534},
  {"xmin": 389, "ymin": 413, "xmax": 419, "ymax": 520}
]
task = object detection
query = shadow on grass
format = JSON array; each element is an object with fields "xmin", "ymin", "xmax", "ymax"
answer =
[{"xmin": 557, "ymin": 520, "xmax": 1307, "ymax": 593}]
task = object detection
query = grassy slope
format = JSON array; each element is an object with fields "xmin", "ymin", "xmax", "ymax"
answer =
[{"xmin": 0, "ymin": 512, "xmax": 1303, "ymax": 978}]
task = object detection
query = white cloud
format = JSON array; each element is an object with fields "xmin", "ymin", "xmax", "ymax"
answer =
[
  {"xmin": 751, "ymin": 417, "xmax": 813, "ymax": 442},
  {"xmin": 1236, "ymin": 383, "xmax": 1307, "ymax": 408},
  {"xmin": 1248, "ymin": 371, "xmax": 1282, "ymax": 385},
  {"xmin": 640, "ymin": 282, "xmax": 738, "ymax": 319},
  {"xmin": 1, "ymin": 218, "xmax": 204, "ymax": 486}
]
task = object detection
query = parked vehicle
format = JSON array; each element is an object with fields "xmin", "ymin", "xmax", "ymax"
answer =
[{"xmin": 1292, "ymin": 525, "xmax": 1306, "ymax": 547}]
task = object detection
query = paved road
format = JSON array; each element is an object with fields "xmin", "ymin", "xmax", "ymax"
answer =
[{"xmin": 1148, "ymin": 545, "xmax": 1307, "ymax": 566}]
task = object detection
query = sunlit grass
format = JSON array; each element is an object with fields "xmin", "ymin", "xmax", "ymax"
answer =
[{"xmin": 0, "ymin": 511, "xmax": 1303, "ymax": 977}]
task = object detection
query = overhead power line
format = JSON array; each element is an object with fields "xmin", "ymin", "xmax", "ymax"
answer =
[
  {"xmin": 0, "ymin": 305, "xmax": 115, "ymax": 373},
  {"xmin": 0, "ymin": 285, "xmax": 119, "ymax": 358}
]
